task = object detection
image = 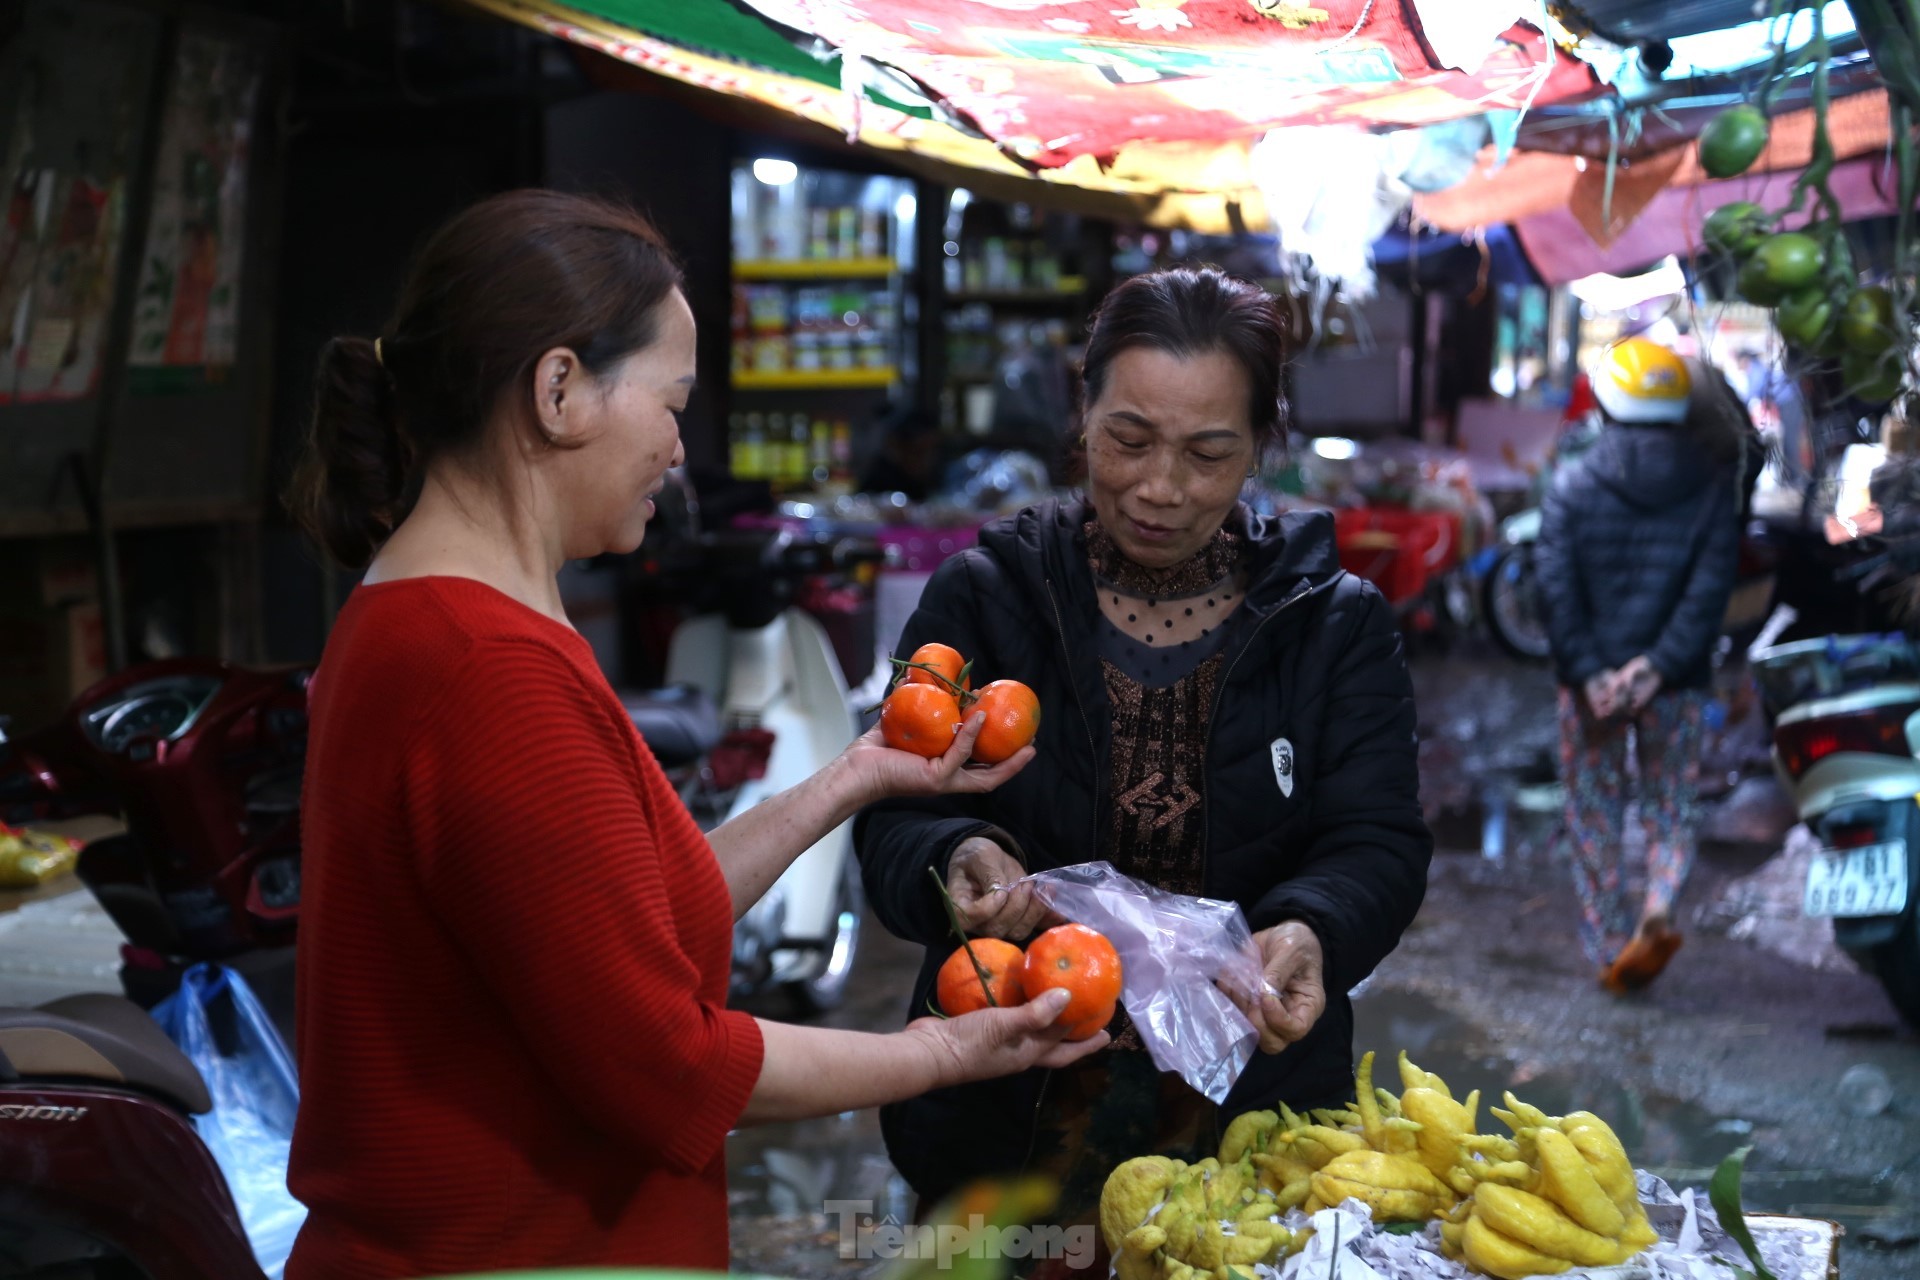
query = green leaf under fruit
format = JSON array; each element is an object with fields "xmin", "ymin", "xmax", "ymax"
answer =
[{"xmin": 1708, "ymin": 1145, "xmax": 1777, "ymax": 1280}]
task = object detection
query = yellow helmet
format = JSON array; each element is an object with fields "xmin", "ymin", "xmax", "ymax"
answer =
[{"xmin": 1591, "ymin": 337, "xmax": 1691, "ymax": 424}]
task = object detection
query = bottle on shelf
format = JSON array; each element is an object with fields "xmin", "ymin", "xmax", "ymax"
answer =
[
  {"xmin": 727, "ymin": 412, "xmax": 749, "ymax": 478},
  {"xmin": 810, "ymin": 417, "xmax": 833, "ymax": 486},
  {"xmin": 742, "ymin": 412, "xmax": 767, "ymax": 481},
  {"xmin": 788, "ymin": 414, "xmax": 812, "ymax": 488},
  {"xmin": 766, "ymin": 413, "xmax": 787, "ymax": 483},
  {"xmin": 831, "ymin": 419, "xmax": 853, "ymax": 484}
]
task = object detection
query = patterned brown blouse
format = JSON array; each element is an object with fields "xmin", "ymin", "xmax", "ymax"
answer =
[{"xmin": 1086, "ymin": 519, "xmax": 1244, "ymax": 898}]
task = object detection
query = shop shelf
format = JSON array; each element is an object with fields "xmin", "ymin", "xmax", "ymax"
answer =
[
  {"xmin": 734, "ymin": 258, "xmax": 898, "ymax": 280},
  {"xmin": 733, "ymin": 368, "xmax": 897, "ymax": 390}
]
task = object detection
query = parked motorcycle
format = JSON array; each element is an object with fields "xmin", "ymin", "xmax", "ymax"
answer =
[
  {"xmin": 0, "ymin": 661, "xmax": 309, "ymax": 1045},
  {"xmin": 0, "ymin": 989, "xmax": 268, "ymax": 1278},
  {"xmin": 1753, "ymin": 631, "xmax": 1920, "ymax": 1026},
  {"xmin": 623, "ymin": 521, "xmax": 881, "ymax": 1013},
  {"xmin": 1477, "ymin": 507, "xmax": 1552, "ymax": 663}
]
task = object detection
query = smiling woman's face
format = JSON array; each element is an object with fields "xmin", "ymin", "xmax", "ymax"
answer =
[{"xmin": 1083, "ymin": 345, "xmax": 1255, "ymax": 569}]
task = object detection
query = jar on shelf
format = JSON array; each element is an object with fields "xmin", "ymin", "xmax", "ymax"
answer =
[
  {"xmin": 792, "ymin": 331, "xmax": 824, "ymax": 372},
  {"xmin": 748, "ymin": 286, "xmax": 789, "ymax": 334},
  {"xmin": 751, "ymin": 333, "xmax": 790, "ymax": 373},
  {"xmin": 825, "ymin": 330, "xmax": 856, "ymax": 371},
  {"xmin": 857, "ymin": 329, "xmax": 888, "ymax": 370}
]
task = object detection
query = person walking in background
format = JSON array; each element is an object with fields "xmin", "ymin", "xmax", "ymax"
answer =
[{"xmin": 1535, "ymin": 338, "xmax": 1742, "ymax": 994}]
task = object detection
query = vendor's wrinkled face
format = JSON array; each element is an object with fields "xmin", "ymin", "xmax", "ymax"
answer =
[{"xmin": 1083, "ymin": 345, "xmax": 1255, "ymax": 569}]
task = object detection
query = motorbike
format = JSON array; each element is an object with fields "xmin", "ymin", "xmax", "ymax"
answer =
[
  {"xmin": 0, "ymin": 661, "xmax": 310, "ymax": 1046},
  {"xmin": 0, "ymin": 988, "xmax": 268, "ymax": 1279},
  {"xmin": 1753, "ymin": 630, "xmax": 1920, "ymax": 1026},
  {"xmin": 1477, "ymin": 507, "xmax": 1553, "ymax": 663},
  {"xmin": 620, "ymin": 516, "xmax": 881, "ymax": 1014}
]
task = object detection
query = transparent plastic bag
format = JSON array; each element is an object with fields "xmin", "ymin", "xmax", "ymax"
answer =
[
  {"xmin": 151, "ymin": 963, "xmax": 306, "ymax": 1279},
  {"xmin": 1022, "ymin": 861, "xmax": 1265, "ymax": 1104}
]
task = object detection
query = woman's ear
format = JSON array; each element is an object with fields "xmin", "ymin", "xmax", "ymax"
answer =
[{"xmin": 532, "ymin": 348, "xmax": 581, "ymax": 442}]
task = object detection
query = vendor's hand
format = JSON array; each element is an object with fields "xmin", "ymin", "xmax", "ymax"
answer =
[
  {"xmin": 1616, "ymin": 654, "xmax": 1662, "ymax": 715},
  {"xmin": 906, "ymin": 988, "xmax": 1110, "ymax": 1085},
  {"xmin": 947, "ymin": 837, "xmax": 1055, "ymax": 941},
  {"xmin": 840, "ymin": 713, "xmax": 1036, "ymax": 806},
  {"xmin": 1236, "ymin": 922, "xmax": 1327, "ymax": 1054},
  {"xmin": 1583, "ymin": 670, "xmax": 1620, "ymax": 720}
]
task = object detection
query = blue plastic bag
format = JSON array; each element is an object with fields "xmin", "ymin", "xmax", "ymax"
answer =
[{"xmin": 151, "ymin": 963, "xmax": 306, "ymax": 1280}]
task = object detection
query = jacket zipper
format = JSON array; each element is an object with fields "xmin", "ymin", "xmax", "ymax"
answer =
[{"xmin": 1199, "ymin": 580, "xmax": 1318, "ymax": 897}]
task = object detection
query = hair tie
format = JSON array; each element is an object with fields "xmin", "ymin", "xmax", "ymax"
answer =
[{"xmin": 373, "ymin": 337, "xmax": 385, "ymax": 368}]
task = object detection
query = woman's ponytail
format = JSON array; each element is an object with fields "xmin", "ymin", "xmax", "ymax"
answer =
[{"xmin": 288, "ymin": 336, "xmax": 409, "ymax": 570}]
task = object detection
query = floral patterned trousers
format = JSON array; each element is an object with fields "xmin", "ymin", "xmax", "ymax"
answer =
[{"xmin": 1556, "ymin": 687, "xmax": 1709, "ymax": 968}]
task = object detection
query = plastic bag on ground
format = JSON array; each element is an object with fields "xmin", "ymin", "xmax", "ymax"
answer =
[
  {"xmin": 1022, "ymin": 861, "xmax": 1264, "ymax": 1104},
  {"xmin": 151, "ymin": 963, "xmax": 305, "ymax": 1279}
]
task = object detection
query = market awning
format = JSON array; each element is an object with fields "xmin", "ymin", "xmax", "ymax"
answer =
[
  {"xmin": 460, "ymin": 0, "xmax": 1603, "ymax": 226},
  {"xmin": 462, "ymin": 0, "xmax": 1281, "ymax": 228},
  {"xmin": 731, "ymin": 0, "xmax": 1603, "ymax": 169}
]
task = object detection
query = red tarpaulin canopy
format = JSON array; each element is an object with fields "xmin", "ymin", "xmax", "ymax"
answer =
[{"xmin": 736, "ymin": 0, "xmax": 1603, "ymax": 168}]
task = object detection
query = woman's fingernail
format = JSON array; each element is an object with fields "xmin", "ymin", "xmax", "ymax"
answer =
[{"xmin": 1041, "ymin": 988, "xmax": 1071, "ymax": 1011}]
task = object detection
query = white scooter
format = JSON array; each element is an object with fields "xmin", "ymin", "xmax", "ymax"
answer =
[{"xmin": 617, "ymin": 510, "xmax": 877, "ymax": 1015}]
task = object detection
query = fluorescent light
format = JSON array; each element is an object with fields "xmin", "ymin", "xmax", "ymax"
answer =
[
  {"xmin": 895, "ymin": 191, "xmax": 917, "ymax": 223},
  {"xmin": 752, "ymin": 158, "xmax": 798, "ymax": 186},
  {"xmin": 1311, "ymin": 436, "xmax": 1358, "ymax": 460}
]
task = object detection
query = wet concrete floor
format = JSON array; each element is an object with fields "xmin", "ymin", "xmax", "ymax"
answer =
[{"xmin": 727, "ymin": 642, "xmax": 1920, "ymax": 1279}]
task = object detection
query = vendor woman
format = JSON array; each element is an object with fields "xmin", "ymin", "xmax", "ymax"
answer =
[
  {"xmin": 857, "ymin": 267, "xmax": 1433, "ymax": 1246},
  {"xmin": 283, "ymin": 190, "xmax": 1105, "ymax": 1280}
]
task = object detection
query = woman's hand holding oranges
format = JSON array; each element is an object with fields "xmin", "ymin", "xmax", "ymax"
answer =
[
  {"xmin": 834, "ymin": 641, "xmax": 1043, "ymax": 807},
  {"xmin": 905, "ymin": 988, "xmax": 1110, "ymax": 1084},
  {"xmin": 838, "ymin": 712, "xmax": 1033, "ymax": 808}
]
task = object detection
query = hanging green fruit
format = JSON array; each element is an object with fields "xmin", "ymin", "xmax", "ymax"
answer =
[
  {"xmin": 1776, "ymin": 287, "xmax": 1838, "ymax": 349},
  {"xmin": 1843, "ymin": 347, "xmax": 1905, "ymax": 401},
  {"xmin": 1751, "ymin": 233, "xmax": 1826, "ymax": 290},
  {"xmin": 1737, "ymin": 256, "xmax": 1788, "ymax": 306},
  {"xmin": 1703, "ymin": 202, "xmax": 1769, "ymax": 257},
  {"xmin": 1840, "ymin": 285, "xmax": 1901, "ymax": 355},
  {"xmin": 1698, "ymin": 105, "xmax": 1771, "ymax": 178}
]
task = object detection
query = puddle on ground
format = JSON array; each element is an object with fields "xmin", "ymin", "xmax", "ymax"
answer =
[{"xmin": 1353, "ymin": 990, "xmax": 1901, "ymax": 1235}]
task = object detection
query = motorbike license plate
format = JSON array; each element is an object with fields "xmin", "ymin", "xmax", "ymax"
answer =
[{"xmin": 1804, "ymin": 841, "xmax": 1910, "ymax": 918}]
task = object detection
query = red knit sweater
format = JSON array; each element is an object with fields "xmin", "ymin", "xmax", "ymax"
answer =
[{"xmin": 287, "ymin": 577, "xmax": 763, "ymax": 1278}]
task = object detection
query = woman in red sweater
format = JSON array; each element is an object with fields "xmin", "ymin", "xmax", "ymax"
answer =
[{"xmin": 282, "ymin": 190, "xmax": 1103, "ymax": 1279}]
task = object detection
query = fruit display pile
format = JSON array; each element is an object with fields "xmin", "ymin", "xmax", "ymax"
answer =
[{"xmin": 1099, "ymin": 1051, "xmax": 1661, "ymax": 1280}]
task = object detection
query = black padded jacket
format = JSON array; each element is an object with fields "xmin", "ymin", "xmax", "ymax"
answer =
[{"xmin": 1537, "ymin": 424, "xmax": 1740, "ymax": 692}]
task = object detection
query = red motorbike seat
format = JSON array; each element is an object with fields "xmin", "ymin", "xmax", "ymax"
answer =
[{"xmin": 0, "ymin": 993, "xmax": 210, "ymax": 1115}]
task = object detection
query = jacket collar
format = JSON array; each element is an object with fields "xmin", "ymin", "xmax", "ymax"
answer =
[{"xmin": 979, "ymin": 496, "xmax": 1342, "ymax": 620}]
